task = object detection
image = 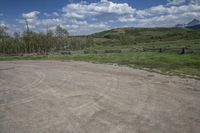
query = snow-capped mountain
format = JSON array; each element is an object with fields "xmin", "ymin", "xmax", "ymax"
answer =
[
  {"xmin": 187, "ymin": 19, "xmax": 200, "ymax": 27},
  {"xmin": 175, "ymin": 19, "xmax": 200, "ymax": 29}
]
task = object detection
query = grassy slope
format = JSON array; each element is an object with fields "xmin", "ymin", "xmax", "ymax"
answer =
[{"xmin": 90, "ymin": 28, "xmax": 200, "ymax": 50}]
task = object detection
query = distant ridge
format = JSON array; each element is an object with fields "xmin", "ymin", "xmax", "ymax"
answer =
[
  {"xmin": 187, "ymin": 19, "xmax": 200, "ymax": 27},
  {"xmin": 175, "ymin": 24, "xmax": 185, "ymax": 28},
  {"xmin": 175, "ymin": 19, "xmax": 200, "ymax": 29}
]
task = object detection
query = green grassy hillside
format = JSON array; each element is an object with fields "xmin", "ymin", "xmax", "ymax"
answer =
[{"xmin": 89, "ymin": 28, "xmax": 200, "ymax": 51}]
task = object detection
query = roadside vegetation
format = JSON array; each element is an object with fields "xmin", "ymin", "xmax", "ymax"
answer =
[
  {"xmin": 0, "ymin": 24, "xmax": 200, "ymax": 78},
  {"xmin": 0, "ymin": 25, "xmax": 94, "ymax": 55},
  {"xmin": 1, "ymin": 53, "xmax": 200, "ymax": 78}
]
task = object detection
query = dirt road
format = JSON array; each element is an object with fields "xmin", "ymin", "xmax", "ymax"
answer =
[{"xmin": 0, "ymin": 61, "xmax": 200, "ymax": 133}]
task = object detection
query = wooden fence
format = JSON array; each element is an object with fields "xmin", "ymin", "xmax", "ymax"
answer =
[
  {"xmin": 81, "ymin": 48, "xmax": 200, "ymax": 55},
  {"xmin": 142, "ymin": 48, "xmax": 200, "ymax": 54}
]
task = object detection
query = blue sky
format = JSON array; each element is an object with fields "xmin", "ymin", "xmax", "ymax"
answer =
[{"xmin": 0, "ymin": 0, "xmax": 200, "ymax": 35}]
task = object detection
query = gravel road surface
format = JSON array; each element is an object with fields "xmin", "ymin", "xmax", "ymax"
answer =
[{"xmin": 0, "ymin": 61, "xmax": 200, "ymax": 133}]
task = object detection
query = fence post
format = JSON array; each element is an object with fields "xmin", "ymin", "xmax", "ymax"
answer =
[
  {"xmin": 180, "ymin": 48, "xmax": 185, "ymax": 54},
  {"xmin": 159, "ymin": 48, "xmax": 162, "ymax": 53}
]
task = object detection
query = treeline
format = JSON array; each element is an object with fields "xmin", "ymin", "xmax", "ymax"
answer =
[{"xmin": 0, "ymin": 25, "xmax": 94, "ymax": 55}]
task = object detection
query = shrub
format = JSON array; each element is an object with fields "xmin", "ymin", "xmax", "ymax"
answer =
[
  {"xmin": 104, "ymin": 49, "xmax": 122, "ymax": 53},
  {"xmin": 84, "ymin": 50, "xmax": 98, "ymax": 54},
  {"xmin": 61, "ymin": 51, "xmax": 71, "ymax": 55}
]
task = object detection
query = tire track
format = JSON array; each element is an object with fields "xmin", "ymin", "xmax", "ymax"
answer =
[{"xmin": 0, "ymin": 67, "xmax": 46, "ymax": 107}]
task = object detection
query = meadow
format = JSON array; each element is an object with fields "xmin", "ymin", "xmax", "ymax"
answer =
[{"xmin": 1, "ymin": 27, "xmax": 200, "ymax": 78}]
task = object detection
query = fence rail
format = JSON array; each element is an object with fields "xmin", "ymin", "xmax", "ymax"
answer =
[
  {"xmin": 131, "ymin": 48, "xmax": 200, "ymax": 54},
  {"xmin": 1, "ymin": 47, "xmax": 200, "ymax": 56},
  {"xmin": 80, "ymin": 48, "xmax": 200, "ymax": 55}
]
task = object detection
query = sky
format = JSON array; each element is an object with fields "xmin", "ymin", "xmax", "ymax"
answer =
[{"xmin": 0, "ymin": 0, "xmax": 200, "ymax": 35}]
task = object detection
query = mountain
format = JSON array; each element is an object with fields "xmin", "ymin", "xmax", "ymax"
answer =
[
  {"xmin": 187, "ymin": 24, "xmax": 200, "ymax": 29},
  {"xmin": 186, "ymin": 19, "xmax": 200, "ymax": 29},
  {"xmin": 175, "ymin": 24, "xmax": 185, "ymax": 28},
  {"xmin": 175, "ymin": 19, "xmax": 200, "ymax": 29},
  {"xmin": 187, "ymin": 19, "xmax": 200, "ymax": 27}
]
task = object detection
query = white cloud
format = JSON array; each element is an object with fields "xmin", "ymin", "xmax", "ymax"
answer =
[
  {"xmin": 62, "ymin": 0, "xmax": 135, "ymax": 19},
  {"xmin": 69, "ymin": 22, "xmax": 109, "ymax": 35},
  {"xmin": 19, "ymin": 11, "xmax": 41, "ymax": 30},
  {"xmin": 136, "ymin": 5, "xmax": 168, "ymax": 18},
  {"xmin": 37, "ymin": 18, "xmax": 62, "ymax": 26},
  {"xmin": 136, "ymin": 4, "xmax": 200, "ymax": 18},
  {"xmin": 118, "ymin": 14, "xmax": 136, "ymax": 22},
  {"xmin": 15, "ymin": 1, "xmax": 135, "ymax": 35},
  {"xmin": 44, "ymin": 12, "xmax": 51, "ymax": 17},
  {"xmin": 22, "ymin": 11, "xmax": 40, "ymax": 18},
  {"xmin": 167, "ymin": 0, "xmax": 186, "ymax": 6},
  {"xmin": 11, "ymin": 0, "xmax": 200, "ymax": 35},
  {"xmin": 191, "ymin": 0, "xmax": 200, "ymax": 5},
  {"xmin": 134, "ymin": 3, "xmax": 200, "ymax": 27},
  {"xmin": 70, "ymin": 19, "xmax": 87, "ymax": 25},
  {"xmin": 53, "ymin": 12, "xmax": 59, "ymax": 16},
  {"xmin": 0, "ymin": 22, "xmax": 6, "ymax": 27},
  {"xmin": 0, "ymin": 21, "xmax": 23, "ymax": 36},
  {"xmin": 44, "ymin": 12, "xmax": 59, "ymax": 17},
  {"xmin": 101, "ymin": 0, "xmax": 108, "ymax": 2}
]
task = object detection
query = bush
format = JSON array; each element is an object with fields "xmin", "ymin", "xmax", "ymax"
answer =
[
  {"xmin": 104, "ymin": 49, "xmax": 122, "ymax": 53},
  {"xmin": 84, "ymin": 50, "xmax": 98, "ymax": 54},
  {"xmin": 61, "ymin": 51, "xmax": 71, "ymax": 55}
]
